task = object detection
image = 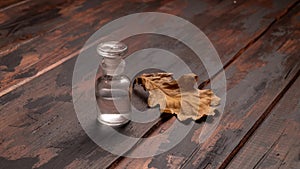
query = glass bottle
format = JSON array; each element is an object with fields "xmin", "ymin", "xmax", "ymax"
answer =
[{"xmin": 96, "ymin": 41, "xmax": 131, "ymax": 126}]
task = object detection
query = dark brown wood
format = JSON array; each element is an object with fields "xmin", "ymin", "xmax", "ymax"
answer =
[
  {"xmin": 0, "ymin": 0, "xmax": 25, "ymax": 10},
  {"xmin": 0, "ymin": 54, "xmax": 170, "ymax": 168},
  {"xmin": 0, "ymin": 0, "xmax": 300, "ymax": 169},
  {"xmin": 0, "ymin": 0, "xmax": 93, "ymax": 60},
  {"xmin": 0, "ymin": 0, "xmax": 297, "ymax": 97},
  {"xmin": 110, "ymin": 2, "xmax": 300, "ymax": 169},
  {"xmin": 226, "ymin": 76, "xmax": 300, "ymax": 169},
  {"xmin": 0, "ymin": 0, "xmax": 163, "ymax": 94},
  {"xmin": 183, "ymin": 4, "xmax": 300, "ymax": 168}
]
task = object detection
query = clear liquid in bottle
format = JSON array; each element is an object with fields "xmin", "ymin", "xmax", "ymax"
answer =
[
  {"xmin": 96, "ymin": 79, "xmax": 131, "ymax": 126},
  {"xmin": 95, "ymin": 41, "xmax": 131, "ymax": 126}
]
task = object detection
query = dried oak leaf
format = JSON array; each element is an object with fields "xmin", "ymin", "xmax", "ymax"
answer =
[{"xmin": 134, "ymin": 72, "xmax": 220, "ymax": 121}]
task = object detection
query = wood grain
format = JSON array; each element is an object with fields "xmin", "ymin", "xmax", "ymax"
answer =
[
  {"xmin": 181, "ymin": 4, "xmax": 300, "ymax": 169},
  {"xmin": 0, "ymin": 55, "xmax": 170, "ymax": 168},
  {"xmin": 226, "ymin": 76, "xmax": 300, "ymax": 169},
  {"xmin": 0, "ymin": 0, "xmax": 299, "ymax": 169},
  {"xmin": 0, "ymin": 0, "xmax": 298, "ymax": 97},
  {"xmin": 111, "ymin": 2, "xmax": 300, "ymax": 169},
  {"xmin": 0, "ymin": 0, "xmax": 81, "ymax": 50},
  {"xmin": 0, "ymin": 0, "xmax": 26, "ymax": 10}
]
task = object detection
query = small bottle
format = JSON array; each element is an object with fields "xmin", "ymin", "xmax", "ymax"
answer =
[{"xmin": 96, "ymin": 41, "xmax": 131, "ymax": 126}]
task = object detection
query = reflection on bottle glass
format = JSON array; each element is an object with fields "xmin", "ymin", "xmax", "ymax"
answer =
[{"xmin": 95, "ymin": 41, "xmax": 131, "ymax": 126}]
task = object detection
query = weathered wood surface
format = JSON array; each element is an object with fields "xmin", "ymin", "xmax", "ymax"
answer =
[
  {"xmin": 0, "ymin": 0, "xmax": 300, "ymax": 169},
  {"xmin": 227, "ymin": 73, "xmax": 300, "ymax": 169},
  {"xmin": 112, "ymin": 3, "xmax": 300, "ymax": 169},
  {"xmin": 0, "ymin": 0, "xmax": 25, "ymax": 10},
  {"xmin": 0, "ymin": 0, "xmax": 298, "ymax": 96},
  {"xmin": 181, "ymin": 4, "xmax": 300, "ymax": 169}
]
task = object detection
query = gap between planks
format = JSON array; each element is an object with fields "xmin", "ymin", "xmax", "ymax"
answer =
[
  {"xmin": 0, "ymin": 0, "xmax": 294, "ymax": 99},
  {"xmin": 106, "ymin": 1, "xmax": 300, "ymax": 168},
  {"xmin": 217, "ymin": 69, "xmax": 300, "ymax": 169},
  {"xmin": 0, "ymin": 37, "xmax": 100, "ymax": 98},
  {"xmin": 199, "ymin": 0, "xmax": 300, "ymax": 89},
  {"xmin": 0, "ymin": 2, "xmax": 297, "ymax": 167},
  {"xmin": 0, "ymin": 1, "xmax": 298, "ymax": 168},
  {"xmin": 216, "ymin": 1, "xmax": 300, "ymax": 168},
  {"xmin": 181, "ymin": 1, "xmax": 300, "ymax": 168},
  {"xmin": 222, "ymin": 68, "xmax": 300, "ymax": 169},
  {"xmin": 0, "ymin": 0, "xmax": 31, "ymax": 12},
  {"xmin": 105, "ymin": 116, "xmax": 174, "ymax": 169},
  {"xmin": 251, "ymin": 129, "xmax": 286, "ymax": 169}
]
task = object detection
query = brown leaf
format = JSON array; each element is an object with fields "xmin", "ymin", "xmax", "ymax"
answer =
[{"xmin": 134, "ymin": 72, "xmax": 220, "ymax": 121}]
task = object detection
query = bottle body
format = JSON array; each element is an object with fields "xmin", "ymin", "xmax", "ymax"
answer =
[
  {"xmin": 95, "ymin": 41, "xmax": 131, "ymax": 126},
  {"xmin": 96, "ymin": 74, "xmax": 131, "ymax": 126}
]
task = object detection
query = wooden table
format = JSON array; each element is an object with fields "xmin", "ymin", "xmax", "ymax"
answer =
[{"xmin": 0, "ymin": 0, "xmax": 299, "ymax": 168}]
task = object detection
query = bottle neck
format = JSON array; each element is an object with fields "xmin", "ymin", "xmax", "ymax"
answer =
[{"xmin": 102, "ymin": 57, "xmax": 125, "ymax": 76}]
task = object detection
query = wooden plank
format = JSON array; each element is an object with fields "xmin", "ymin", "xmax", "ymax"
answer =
[
  {"xmin": 0, "ymin": 0, "xmax": 297, "ymax": 97},
  {"xmin": 0, "ymin": 0, "xmax": 26, "ymax": 10},
  {"xmin": 111, "ymin": 3, "xmax": 300, "ymax": 169},
  {"xmin": 226, "ymin": 76, "xmax": 300, "ymax": 168},
  {"xmin": 0, "ymin": 0, "xmax": 119, "ymax": 92},
  {"xmin": 0, "ymin": 58, "xmax": 114, "ymax": 169},
  {"xmin": 0, "ymin": 0, "xmax": 299, "ymax": 168},
  {"xmin": 180, "ymin": 4, "xmax": 300, "ymax": 169},
  {"xmin": 0, "ymin": 0, "xmax": 85, "ymax": 50},
  {"xmin": 0, "ymin": 54, "xmax": 171, "ymax": 168},
  {"xmin": 0, "ymin": 0, "xmax": 177, "ymax": 96}
]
